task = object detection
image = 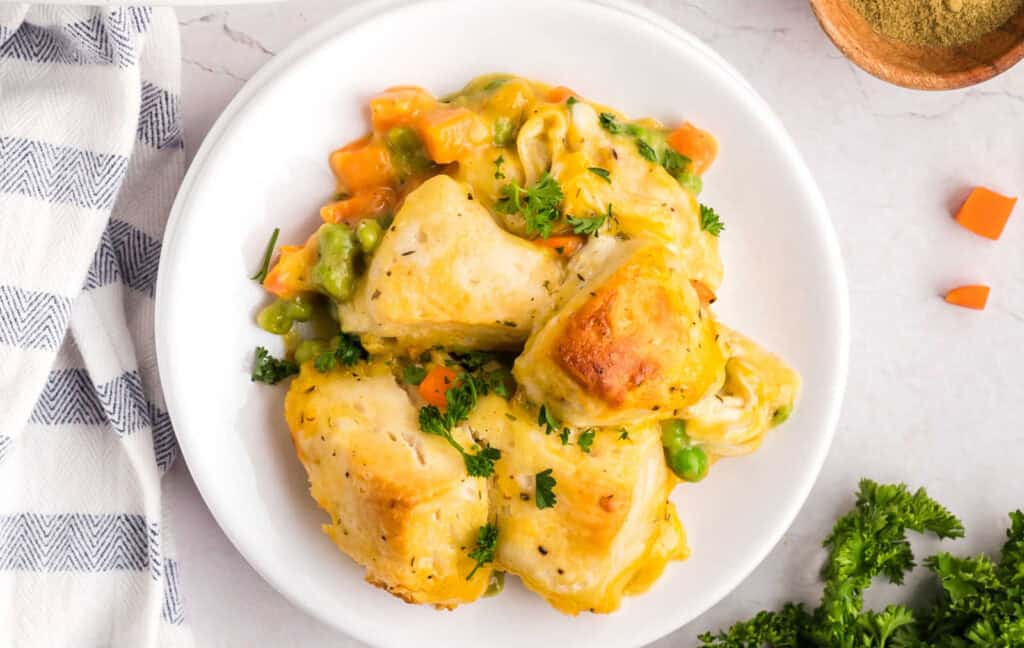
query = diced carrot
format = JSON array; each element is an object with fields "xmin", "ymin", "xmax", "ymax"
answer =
[
  {"xmin": 535, "ymin": 235, "xmax": 585, "ymax": 257},
  {"xmin": 546, "ymin": 86, "xmax": 577, "ymax": 103},
  {"xmin": 667, "ymin": 122, "xmax": 719, "ymax": 176},
  {"xmin": 955, "ymin": 187, "xmax": 1017, "ymax": 240},
  {"xmin": 320, "ymin": 187, "xmax": 395, "ymax": 224},
  {"xmin": 690, "ymin": 279, "xmax": 717, "ymax": 306},
  {"xmin": 262, "ymin": 235, "xmax": 318, "ymax": 300},
  {"xmin": 415, "ymin": 106, "xmax": 487, "ymax": 164},
  {"xmin": 945, "ymin": 285, "xmax": 990, "ymax": 310},
  {"xmin": 369, "ymin": 86, "xmax": 437, "ymax": 131},
  {"xmin": 329, "ymin": 139, "xmax": 393, "ymax": 192},
  {"xmin": 418, "ymin": 365, "xmax": 459, "ymax": 410}
]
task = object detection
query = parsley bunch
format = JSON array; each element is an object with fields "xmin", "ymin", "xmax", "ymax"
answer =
[
  {"xmin": 466, "ymin": 523, "xmax": 499, "ymax": 580},
  {"xmin": 699, "ymin": 479, "xmax": 1024, "ymax": 648},
  {"xmin": 418, "ymin": 374, "xmax": 501, "ymax": 477},
  {"xmin": 313, "ymin": 332, "xmax": 368, "ymax": 372},
  {"xmin": 251, "ymin": 346, "xmax": 298, "ymax": 384},
  {"xmin": 495, "ymin": 173, "xmax": 564, "ymax": 239}
]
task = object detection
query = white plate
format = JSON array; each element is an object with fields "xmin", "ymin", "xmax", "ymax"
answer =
[{"xmin": 155, "ymin": 1, "xmax": 849, "ymax": 646}]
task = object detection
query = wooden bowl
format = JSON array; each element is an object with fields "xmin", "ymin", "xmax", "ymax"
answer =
[{"xmin": 809, "ymin": 0, "xmax": 1024, "ymax": 89}]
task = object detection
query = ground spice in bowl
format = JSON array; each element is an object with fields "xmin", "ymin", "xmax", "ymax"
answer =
[{"xmin": 848, "ymin": 0, "xmax": 1024, "ymax": 46}]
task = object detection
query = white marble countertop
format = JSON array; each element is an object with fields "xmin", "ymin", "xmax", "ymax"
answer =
[{"xmin": 167, "ymin": 1, "xmax": 1024, "ymax": 645}]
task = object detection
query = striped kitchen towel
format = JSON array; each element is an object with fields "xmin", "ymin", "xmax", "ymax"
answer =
[{"xmin": 0, "ymin": 6, "xmax": 193, "ymax": 646}]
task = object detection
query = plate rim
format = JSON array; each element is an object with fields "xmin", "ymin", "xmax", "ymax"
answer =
[{"xmin": 155, "ymin": 0, "xmax": 850, "ymax": 645}]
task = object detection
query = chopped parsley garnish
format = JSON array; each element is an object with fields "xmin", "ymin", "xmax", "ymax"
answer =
[
  {"xmin": 661, "ymin": 148, "xmax": 691, "ymax": 176},
  {"xmin": 577, "ymin": 429, "xmax": 596, "ymax": 453},
  {"xmin": 448, "ymin": 350, "xmax": 513, "ymax": 400},
  {"xmin": 636, "ymin": 138, "xmax": 657, "ymax": 162},
  {"xmin": 599, "ymin": 112, "xmax": 627, "ymax": 135},
  {"xmin": 699, "ymin": 479, "xmax": 984, "ymax": 648},
  {"xmin": 403, "ymin": 364, "xmax": 427, "ymax": 385},
  {"xmin": 538, "ymin": 404, "xmax": 560, "ymax": 435},
  {"xmin": 535, "ymin": 469, "xmax": 557, "ymax": 509},
  {"xmin": 588, "ymin": 167, "xmax": 611, "ymax": 183},
  {"xmin": 618, "ymin": 428, "xmax": 630, "ymax": 441},
  {"xmin": 314, "ymin": 333, "xmax": 368, "ymax": 372},
  {"xmin": 466, "ymin": 523, "xmax": 499, "ymax": 580},
  {"xmin": 566, "ymin": 96, "xmax": 578, "ymax": 107},
  {"xmin": 251, "ymin": 346, "xmax": 298, "ymax": 384},
  {"xmin": 495, "ymin": 173, "xmax": 564, "ymax": 239},
  {"xmin": 559, "ymin": 428, "xmax": 570, "ymax": 445},
  {"xmin": 699, "ymin": 204, "xmax": 725, "ymax": 236},
  {"xmin": 567, "ymin": 204, "xmax": 611, "ymax": 236},
  {"xmin": 418, "ymin": 375, "xmax": 500, "ymax": 477},
  {"xmin": 250, "ymin": 227, "xmax": 280, "ymax": 282},
  {"xmin": 493, "ymin": 155, "xmax": 506, "ymax": 180}
]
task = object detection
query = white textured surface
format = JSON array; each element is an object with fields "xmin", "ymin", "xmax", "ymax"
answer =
[{"xmin": 169, "ymin": 1, "xmax": 1024, "ymax": 646}]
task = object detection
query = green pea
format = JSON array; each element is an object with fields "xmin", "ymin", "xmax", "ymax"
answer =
[
  {"xmin": 485, "ymin": 571, "xmax": 505, "ymax": 597},
  {"xmin": 677, "ymin": 172, "xmax": 703, "ymax": 196},
  {"xmin": 257, "ymin": 298, "xmax": 313, "ymax": 335},
  {"xmin": 667, "ymin": 445, "xmax": 708, "ymax": 482},
  {"xmin": 387, "ymin": 126, "xmax": 420, "ymax": 153},
  {"xmin": 312, "ymin": 224, "xmax": 358, "ymax": 302},
  {"xmin": 294, "ymin": 339, "xmax": 328, "ymax": 365},
  {"xmin": 318, "ymin": 223, "xmax": 355, "ymax": 257},
  {"xmin": 493, "ymin": 117, "xmax": 516, "ymax": 147},
  {"xmin": 660, "ymin": 419, "xmax": 689, "ymax": 450},
  {"xmin": 772, "ymin": 404, "xmax": 793, "ymax": 426},
  {"xmin": 356, "ymin": 219, "xmax": 383, "ymax": 254},
  {"xmin": 283, "ymin": 295, "xmax": 314, "ymax": 321}
]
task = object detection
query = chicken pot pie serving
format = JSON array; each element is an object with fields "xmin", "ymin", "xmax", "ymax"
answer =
[{"xmin": 251, "ymin": 75, "xmax": 801, "ymax": 613}]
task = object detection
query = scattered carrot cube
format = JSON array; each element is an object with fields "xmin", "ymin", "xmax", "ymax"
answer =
[
  {"xmin": 535, "ymin": 235, "xmax": 585, "ymax": 257},
  {"xmin": 945, "ymin": 285, "xmax": 990, "ymax": 310},
  {"xmin": 955, "ymin": 187, "xmax": 1017, "ymax": 240},
  {"xmin": 320, "ymin": 187, "xmax": 394, "ymax": 224},
  {"xmin": 329, "ymin": 139, "xmax": 393, "ymax": 192},
  {"xmin": 418, "ymin": 365, "xmax": 458, "ymax": 410},
  {"xmin": 415, "ymin": 107, "xmax": 487, "ymax": 164},
  {"xmin": 546, "ymin": 86, "xmax": 577, "ymax": 103},
  {"xmin": 262, "ymin": 235, "xmax": 319, "ymax": 300},
  {"xmin": 667, "ymin": 122, "xmax": 719, "ymax": 176},
  {"xmin": 369, "ymin": 86, "xmax": 437, "ymax": 131}
]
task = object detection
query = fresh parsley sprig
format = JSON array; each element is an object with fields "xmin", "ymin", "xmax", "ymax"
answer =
[
  {"xmin": 699, "ymin": 204, "xmax": 725, "ymax": 237},
  {"xmin": 696, "ymin": 479, "xmax": 1024, "ymax": 648},
  {"xmin": 538, "ymin": 404, "xmax": 560, "ymax": 435},
  {"xmin": 467, "ymin": 523, "xmax": 499, "ymax": 580},
  {"xmin": 313, "ymin": 333, "xmax": 368, "ymax": 372},
  {"xmin": 418, "ymin": 374, "xmax": 500, "ymax": 477},
  {"xmin": 495, "ymin": 173, "xmax": 564, "ymax": 239},
  {"xmin": 535, "ymin": 468, "xmax": 557, "ymax": 510},
  {"xmin": 251, "ymin": 346, "xmax": 298, "ymax": 384},
  {"xmin": 576, "ymin": 429, "xmax": 595, "ymax": 454},
  {"xmin": 567, "ymin": 204, "xmax": 611, "ymax": 236}
]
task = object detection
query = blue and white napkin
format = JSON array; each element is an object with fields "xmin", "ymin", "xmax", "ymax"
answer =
[{"xmin": 0, "ymin": 6, "xmax": 192, "ymax": 646}]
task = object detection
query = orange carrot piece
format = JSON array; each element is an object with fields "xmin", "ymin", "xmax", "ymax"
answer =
[
  {"xmin": 667, "ymin": 122, "xmax": 719, "ymax": 176},
  {"xmin": 320, "ymin": 187, "xmax": 395, "ymax": 224},
  {"xmin": 546, "ymin": 86, "xmax": 577, "ymax": 103},
  {"xmin": 955, "ymin": 187, "xmax": 1017, "ymax": 240},
  {"xmin": 419, "ymin": 365, "xmax": 458, "ymax": 410},
  {"xmin": 262, "ymin": 238, "xmax": 318, "ymax": 300},
  {"xmin": 536, "ymin": 235, "xmax": 585, "ymax": 257},
  {"xmin": 329, "ymin": 139, "xmax": 393, "ymax": 192},
  {"xmin": 945, "ymin": 285, "xmax": 990, "ymax": 310},
  {"xmin": 415, "ymin": 107, "xmax": 486, "ymax": 164},
  {"xmin": 369, "ymin": 86, "xmax": 437, "ymax": 131},
  {"xmin": 690, "ymin": 279, "xmax": 717, "ymax": 306}
]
